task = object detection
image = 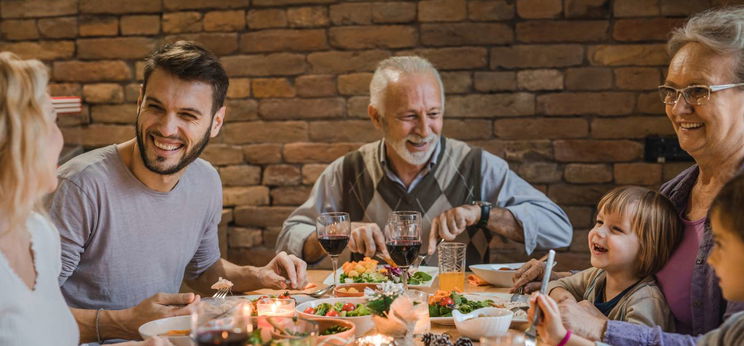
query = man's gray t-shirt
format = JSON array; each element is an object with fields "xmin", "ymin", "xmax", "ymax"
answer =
[{"xmin": 50, "ymin": 145, "xmax": 222, "ymax": 310}]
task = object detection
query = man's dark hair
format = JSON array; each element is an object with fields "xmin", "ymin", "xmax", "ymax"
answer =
[
  {"xmin": 711, "ymin": 173, "xmax": 744, "ymax": 242},
  {"xmin": 142, "ymin": 40, "xmax": 228, "ymax": 115}
]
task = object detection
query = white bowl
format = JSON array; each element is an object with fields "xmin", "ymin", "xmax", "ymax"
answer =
[
  {"xmin": 470, "ymin": 263, "xmax": 524, "ymax": 287},
  {"xmin": 138, "ymin": 315, "xmax": 193, "ymax": 346},
  {"xmin": 295, "ymin": 297, "xmax": 374, "ymax": 337},
  {"xmin": 453, "ymin": 307, "xmax": 513, "ymax": 339}
]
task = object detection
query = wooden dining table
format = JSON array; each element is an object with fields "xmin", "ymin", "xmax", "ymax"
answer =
[{"xmin": 246, "ymin": 270, "xmax": 529, "ymax": 343}]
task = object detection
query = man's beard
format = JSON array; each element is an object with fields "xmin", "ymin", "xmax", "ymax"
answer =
[
  {"xmin": 387, "ymin": 133, "xmax": 439, "ymax": 166},
  {"xmin": 136, "ymin": 119, "xmax": 211, "ymax": 175}
]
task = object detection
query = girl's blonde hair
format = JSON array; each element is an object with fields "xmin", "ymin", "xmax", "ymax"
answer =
[
  {"xmin": 597, "ymin": 186, "xmax": 682, "ymax": 278},
  {"xmin": 0, "ymin": 52, "xmax": 51, "ymax": 236}
]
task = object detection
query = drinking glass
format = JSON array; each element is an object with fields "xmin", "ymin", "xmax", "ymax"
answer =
[
  {"xmin": 480, "ymin": 330, "xmax": 526, "ymax": 346},
  {"xmin": 384, "ymin": 211, "xmax": 422, "ymax": 290},
  {"xmin": 437, "ymin": 242, "xmax": 466, "ymax": 291},
  {"xmin": 316, "ymin": 211, "xmax": 351, "ymax": 295},
  {"xmin": 405, "ymin": 290, "xmax": 430, "ymax": 336},
  {"xmin": 191, "ymin": 299, "xmax": 252, "ymax": 346}
]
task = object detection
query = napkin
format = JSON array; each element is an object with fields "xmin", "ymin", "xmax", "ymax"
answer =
[{"xmin": 467, "ymin": 274, "xmax": 490, "ymax": 286}]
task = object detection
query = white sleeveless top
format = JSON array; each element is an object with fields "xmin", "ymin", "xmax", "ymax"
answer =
[{"xmin": 0, "ymin": 213, "xmax": 78, "ymax": 345}]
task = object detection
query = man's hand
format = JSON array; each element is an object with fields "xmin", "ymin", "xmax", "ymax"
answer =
[
  {"xmin": 427, "ymin": 204, "xmax": 480, "ymax": 255},
  {"xmin": 348, "ymin": 222, "xmax": 388, "ymax": 258},
  {"xmin": 510, "ymin": 258, "xmax": 572, "ymax": 293},
  {"xmin": 115, "ymin": 293, "xmax": 199, "ymax": 339},
  {"xmin": 257, "ymin": 251, "xmax": 308, "ymax": 290},
  {"xmin": 558, "ymin": 300, "xmax": 608, "ymax": 341}
]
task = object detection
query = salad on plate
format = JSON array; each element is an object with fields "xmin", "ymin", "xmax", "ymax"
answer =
[{"xmin": 337, "ymin": 257, "xmax": 434, "ymax": 286}]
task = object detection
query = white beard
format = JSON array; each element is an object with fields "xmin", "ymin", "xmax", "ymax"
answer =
[{"xmin": 388, "ymin": 133, "xmax": 439, "ymax": 166}]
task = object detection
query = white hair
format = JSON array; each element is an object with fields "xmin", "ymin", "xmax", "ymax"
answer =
[
  {"xmin": 668, "ymin": 6, "xmax": 744, "ymax": 82},
  {"xmin": 369, "ymin": 56, "xmax": 445, "ymax": 115}
]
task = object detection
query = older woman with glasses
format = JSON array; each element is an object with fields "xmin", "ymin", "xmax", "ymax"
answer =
[{"xmin": 511, "ymin": 6, "xmax": 744, "ymax": 345}]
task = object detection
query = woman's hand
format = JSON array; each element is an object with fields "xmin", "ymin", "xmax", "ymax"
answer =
[{"xmin": 529, "ymin": 293, "xmax": 568, "ymax": 345}]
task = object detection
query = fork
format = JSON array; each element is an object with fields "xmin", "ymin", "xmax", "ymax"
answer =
[
  {"xmin": 211, "ymin": 287, "xmax": 229, "ymax": 300},
  {"xmin": 524, "ymin": 249, "xmax": 556, "ymax": 346}
]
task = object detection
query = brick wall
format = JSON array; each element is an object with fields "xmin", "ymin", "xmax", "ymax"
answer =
[{"xmin": 2, "ymin": 0, "xmax": 737, "ymax": 270}]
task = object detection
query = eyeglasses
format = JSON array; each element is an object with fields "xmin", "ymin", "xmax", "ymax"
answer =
[{"xmin": 658, "ymin": 83, "xmax": 744, "ymax": 106}]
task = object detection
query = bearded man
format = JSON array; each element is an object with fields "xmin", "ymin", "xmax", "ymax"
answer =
[
  {"xmin": 277, "ymin": 56, "xmax": 572, "ymax": 267},
  {"xmin": 49, "ymin": 41, "xmax": 308, "ymax": 342}
]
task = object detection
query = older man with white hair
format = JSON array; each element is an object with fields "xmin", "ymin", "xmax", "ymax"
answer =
[{"xmin": 277, "ymin": 56, "xmax": 572, "ymax": 266}]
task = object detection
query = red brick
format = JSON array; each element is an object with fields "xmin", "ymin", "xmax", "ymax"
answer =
[
  {"xmin": 283, "ymin": 142, "xmax": 361, "ymax": 163},
  {"xmin": 516, "ymin": 162, "xmax": 562, "ymax": 183},
  {"xmin": 565, "ymin": 67, "xmax": 612, "ymax": 90},
  {"xmin": 164, "ymin": 0, "xmax": 248, "ymax": 10},
  {"xmin": 78, "ymin": 16, "xmax": 117, "ymax": 36},
  {"xmin": 473, "ymin": 72, "xmax": 516, "ymax": 92},
  {"xmin": 397, "ymin": 47, "xmax": 487, "ymax": 70},
  {"xmin": 223, "ymin": 121, "xmax": 308, "ymax": 144},
  {"xmin": 564, "ymin": 206, "xmax": 595, "ymax": 229},
  {"xmin": 220, "ymin": 165, "xmax": 261, "ymax": 186},
  {"xmin": 373, "ymin": 2, "xmax": 417, "ymax": 23},
  {"xmin": 271, "ymin": 186, "xmax": 312, "ymax": 206},
  {"xmin": 494, "ymin": 118, "xmax": 588, "ymax": 139},
  {"xmin": 330, "ymin": 26, "xmax": 417, "ymax": 49},
  {"xmin": 2, "ymin": 19, "xmax": 39, "ymax": 40},
  {"xmin": 228, "ymin": 227, "xmax": 263, "ymax": 247},
  {"xmin": 204, "ymin": 10, "xmax": 246, "ymax": 32},
  {"xmin": 302, "ymin": 164, "xmax": 328, "ymax": 184},
  {"xmin": 0, "ymin": 41, "xmax": 74, "ymax": 60},
  {"xmin": 225, "ymin": 99, "xmax": 259, "ymax": 122},
  {"xmin": 660, "ymin": 0, "xmax": 709, "ymax": 16},
  {"xmin": 1, "ymin": 0, "xmax": 77, "ymax": 18},
  {"xmin": 663, "ymin": 162, "xmax": 693, "ymax": 181},
  {"xmin": 135, "ymin": 61, "xmax": 146, "ymax": 81},
  {"xmin": 48, "ymin": 83, "xmax": 82, "ymax": 97},
  {"xmin": 61, "ymin": 124, "xmax": 134, "ymax": 147},
  {"xmin": 222, "ymin": 53, "xmax": 306, "ymax": 76},
  {"xmin": 120, "ymin": 15, "xmax": 160, "ymax": 35},
  {"xmin": 591, "ymin": 116, "xmax": 674, "ymax": 139},
  {"xmin": 468, "ymin": 1, "xmax": 515, "ymax": 20},
  {"xmin": 517, "ymin": 0, "xmax": 562, "ymax": 18},
  {"xmin": 570, "ymin": 230, "xmax": 591, "ymax": 253},
  {"xmin": 338, "ymin": 73, "xmax": 373, "ymax": 96},
  {"xmin": 613, "ymin": 18, "xmax": 685, "ymax": 42},
  {"xmin": 440, "ymin": 72, "xmax": 472, "ymax": 94},
  {"xmin": 263, "ymin": 164, "xmax": 301, "ymax": 186},
  {"xmin": 448, "ymin": 93, "xmax": 535, "ymax": 117},
  {"xmin": 554, "ymin": 140, "xmax": 643, "ymax": 162},
  {"xmin": 517, "ymin": 69, "xmax": 563, "ymax": 91},
  {"xmin": 90, "ymin": 104, "xmax": 137, "ymax": 124},
  {"xmin": 347, "ymin": 96, "xmax": 371, "ymax": 118},
  {"xmin": 37, "ymin": 17, "xmax": 76, "ymax": 39},
  {"xmin": 252, "ymin": 78, "xmax": 296, "ymax": 98},
  {"xmin": 537, "ymin": 92, "xmax": 635, "ymax": 116},
  {"xmin": 234, "ymin": 206, "xmax": 295, "ymax": 228},
  {"xmin": 259, "ymin": 98, "xmax": 345, "ymax": 120},
  {"xmin": 564, "ymin": 0, "xmax": 609, "ymax": 18},
  {"xmin": 80, "ymin": 0, "xmax": 161, "ymax": 14},
  {"xmin": 247, "ymin": 9, "xmax": 287, "ymax": 29},
  {"xmin": 564, "ymin": 164, "xmax": 613, "ymax": 183},
  {"xmin": 308, "ymin": 50, "xmax": 391, "ymax": 74},
  {"xmin": 287, "ymin": 6, "xmax": 328, "ymax": 27},
  {"xmin": 228, "ymin": 246, "xmax": 276, "ymax": 266},
  {"xmin": 296, "ymin": 75, "xmax": 337, "ymax": 97},
  {"xmin": 613, "ymin": 0, "xmax": 659, "ymax": 17},
  {"xmin": 163, "ymin": 12, "xmax": 202, "ymax": 33},
  {"xmin": 444, "ymin": 120, "xmax": 492, "ymax": 140},
  {"xmin": 243, "ymin": 144, "xmax": 282, "ymax": 164},
  {"xmin": 58, "ymin": 108, "xmax": 90, "ymax": 127},
  {"xmin": 309, "ymin": 121, "xmax": 379, "ymax": 142},
  {"xmin": 548, "ymin": 184, "xmax": 613, "ymax": 205},
  {"xmin": 614, "ymin": 68, "xmax": 661, "ymax": 90},
  {"xmin": 77, "ymin": 37, "xmax": 155, "ymax": 59},
  {"xmin": 163, "ymin": 33, "xmax": 238, "ymax": 56},
  {"xmin": 330, "ymin": 3, "xmax": 371, "ymax": 25},
  {"xmin": 83, "ymin": 84, "xmax": 124, "ymax": 104},
  {"xmin": 490, "ymin": 45, "xmax": 584, "ymax": 68},
  {"xmin": 516, "ymin": 21, "xmax": 608, "ymax": 43},
  {"xmin": 614, "ymin": 163, "xmax": 662, "ymax": 185},
  {"xmin": 588, "ymin": 44, "xmax": 669, "ymax": 66},
  {"xmin": 253, "ymin": 0, "xmax": 335, "ymax": 5},
  {"xmin": 202, "ymin": 144, "xmax": 244, "ymax": 166},
  {"xmin": 54, "ymin": 61, "xmax": 131, "ymax": 82},
  {"xmin": 223, "ymin": 186, "xmax": 269, "ymax": 207},
  {"xmin": 240, "ymin": 29, "xmax": 327, "ymax": 52},
  {"xmin": 418, "ymin": 0, "xmax": 467, "ymax": 22},
  {"xmin": 470, "ymin": 139, "xmax": 553, "ymax": 161},
  {"xmin": 421, "ymin": 23, "xmax": 513, "ymax": 46},
  {"xmin": 227, "ymin": 78, "xmax": 251, "ymax": 99}
]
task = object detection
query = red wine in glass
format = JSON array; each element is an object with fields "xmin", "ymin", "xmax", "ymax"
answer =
[
  {"xmin": 318, "ymin": 235, "xmax": 350, "ymax": 256},
  {"xmin": 195, "ymin": 330, "xmax": 247, "ymax": 346},
  {"xmin": 386, "ymin": 237, "xmax": 422, "ymax": 267}
]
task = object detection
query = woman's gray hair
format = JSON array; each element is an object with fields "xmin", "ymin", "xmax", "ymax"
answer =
[
  {"xmin": 369, "ymin": 56, "xmax": 445, "ymax": 115},
  {"xmin": 668, "ymin": 5, "xmax": 744, "ymax": 82}
]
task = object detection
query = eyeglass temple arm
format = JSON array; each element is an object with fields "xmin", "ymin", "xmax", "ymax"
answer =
[{"xmin": 709, "ymin": 83, "xmax": 744, "ymax": 91}]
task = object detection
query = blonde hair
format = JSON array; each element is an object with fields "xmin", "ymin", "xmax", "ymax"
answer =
[
  {"xmin": 597, "ymin": 186, "xmax": 682, "ymax": 278},
  {"xmin": 0, "ymin": 52, "xmax": 51, "ymax": 236}
]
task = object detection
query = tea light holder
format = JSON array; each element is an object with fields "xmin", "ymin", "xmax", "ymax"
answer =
[
  {"xmin": 256, "ymin": 297, "xmax": 295, "ymax": 317},
  {"xmin": 356, "ymin": 334, "xmax": 395, "ymax": 345}
]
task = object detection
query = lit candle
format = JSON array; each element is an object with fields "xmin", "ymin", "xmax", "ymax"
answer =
[
  {"xmin": 256, "ymin": 297, "xmax": 295, "ymax": 330},
  {"xmin": 356, "ymin": 334, "xmax": 394, "ymax": 345}
]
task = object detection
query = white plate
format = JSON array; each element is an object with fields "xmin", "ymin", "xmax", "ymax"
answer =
[
  {"xmin": 138, "ymin": 315, "xmax": 192, "ymax": 346},
  {"xmin": 322, "ymin": 266, "xmax": 439, "ymax": 287},
  {"xmin": 429, "ymin": 293, "xmax": 529, "ymax": 326},
  {"xmin": 470, "ymin": 262, "xmax": 524, "ymax": 287}
]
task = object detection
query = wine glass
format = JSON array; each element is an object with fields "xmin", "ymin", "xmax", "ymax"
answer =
[
  {"xmin": 316, "ymin": 212, "xmax": 351, "ymax": 296},
  {"xmin": 385, "ymin": 211, "xmax": 422, "ymax": 290}
]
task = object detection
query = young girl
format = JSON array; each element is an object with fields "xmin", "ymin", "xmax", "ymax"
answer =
[
  {"xmin": 532, "ymin": 174, "xmax": 744, "ymax": 345},
  {"xmin": 547, "ymin": 186, "xmax": 681, "ymax": 330}
]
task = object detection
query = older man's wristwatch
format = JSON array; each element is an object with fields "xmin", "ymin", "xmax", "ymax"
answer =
[{"xmin": 471, "ymin": 201, "xmax": 492, "ymax": 230}]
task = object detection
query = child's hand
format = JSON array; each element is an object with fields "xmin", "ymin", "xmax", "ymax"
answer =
[{"xmin": 528, "ymin": 293, "xmax": 568, "ymax": 345}]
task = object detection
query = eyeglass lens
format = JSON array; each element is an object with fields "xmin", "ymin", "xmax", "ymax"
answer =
[{"xmin": 659, "ymin": 86, "xmax": 710, "ymax": 105}]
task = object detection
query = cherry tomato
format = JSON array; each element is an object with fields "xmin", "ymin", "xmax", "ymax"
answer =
[
  {"xmin": 341, "ymin": 303, "xmax": 355, "ymax": 312},
  {"xmin": 303, "ymin": 307, "xmax": 315, "ymax": 314},
  {"xmin": 439, "ymin": 297, "xmax": 454, "ymax": 306},
  {"xmin": 325, "ymin": 309, "xmax": 339, "ymax": 317}
]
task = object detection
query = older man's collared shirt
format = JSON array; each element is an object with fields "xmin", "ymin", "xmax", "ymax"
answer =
[{"xmin": 379, "ymin": 139, "xmax": 441, "ymax": 193}]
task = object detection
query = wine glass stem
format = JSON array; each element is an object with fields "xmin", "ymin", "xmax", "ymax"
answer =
[
  {"xmin": 331, "ymin": 255, "xmax": 339, "ymax": 297},
  {"xmin": 401, "ymin": 266, "xmax": 409, "ymax": 291}
]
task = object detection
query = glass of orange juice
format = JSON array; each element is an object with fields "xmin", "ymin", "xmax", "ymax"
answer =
[{"xmin": 437, "ymin": 242, "xmax": 466, "ymax": 291}]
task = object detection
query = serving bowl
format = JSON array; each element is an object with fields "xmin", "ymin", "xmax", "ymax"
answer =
[
  {"xmin": 453, "ymin": 307, "xmax": 513, "ymax": 339},
  {"xmin": 295, "ymin": 297, "xmax": 373, "ymax": 337},
  {"xmin": 469, "ymin": 263, "xmax": 524, "ymax": 287},
  {"xmin": 313, "ymin": 318, "xmax": 356, "ymax": 345},
  {"xmin": 333, "ymin": 283, "xmax": 380, "ymax": 297},
  {"xmin": 138, "ymin": 315, "xmax": 192, "ymax": 346}
]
